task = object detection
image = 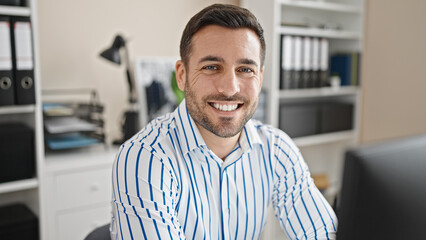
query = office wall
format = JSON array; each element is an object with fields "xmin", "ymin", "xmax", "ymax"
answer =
[
  {"xmin": 360, "ymin": 0, "xmax": 426, "ymax": 143},
  {"xmin": 37, "ymin": 0, "xmax": 239, "ymax": 141}
]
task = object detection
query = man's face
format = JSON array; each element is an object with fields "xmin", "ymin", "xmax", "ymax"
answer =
[{"xmin": 176, "ymin": 25, "xmax": 264, "ymax": 138}]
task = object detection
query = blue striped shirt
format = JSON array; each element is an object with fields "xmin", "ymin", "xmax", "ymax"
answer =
[{"xmin": 110, "ymin": 100, "xmax": 337, "ymax": 239}]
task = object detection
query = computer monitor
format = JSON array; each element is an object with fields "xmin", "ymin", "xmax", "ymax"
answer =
[{"xmin": 337, "ymin": 134, "xmax": 426, "ymax": 240}]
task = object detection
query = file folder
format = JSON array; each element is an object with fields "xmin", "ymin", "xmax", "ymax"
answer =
[
  {"xmin": 0, "ymin": 16, "xmax": 15, "ymax": 106},
  {"xmin": 311, "ymin": 37, "xmax": 320, "ymax": 88},
  {"xmin": 302, "ymin": 37, "xmax": 312, "ymax": 88},
  {"xmin": 319, "ymin": 38, "xmax": 329, "ymax": 87},
  {"xmin": 291, "ymin": 36, "xmax": 302, "ymax": 89},
  {"xmin": 11, "ymin": 16, "xmax": 35, "ymax": 105},
  {"xmin": 280, "ymin": 35, "xmax": 293, "ymax": 89}
]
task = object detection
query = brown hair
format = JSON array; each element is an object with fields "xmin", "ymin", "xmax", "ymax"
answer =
[{"xmin": 180, "ymin": 4, "xmax": 266, "ymax": 67}]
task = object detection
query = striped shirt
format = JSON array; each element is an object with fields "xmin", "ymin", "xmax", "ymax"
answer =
[{"xmin": 110, "ymin": 100, "xmax": 337, "ymax": 240}]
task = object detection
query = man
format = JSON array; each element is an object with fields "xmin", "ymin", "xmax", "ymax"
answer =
[{"xmin": 111, "ymin": 4, "xmax": 337, "ymax": 240}]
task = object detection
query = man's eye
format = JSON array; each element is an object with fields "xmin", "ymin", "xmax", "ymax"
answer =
[
  {"xmin": 239, "ymin": 67, "xmax": 254, "ymax": 73},
  {"xmin": 203, "ymin": 65, "xmax": 218, "ymax": 70}
]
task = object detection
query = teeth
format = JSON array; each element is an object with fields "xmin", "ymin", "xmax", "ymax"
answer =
[{"xmin": 212, "ymin": 103, "xmax": 238, "ymax": 112}]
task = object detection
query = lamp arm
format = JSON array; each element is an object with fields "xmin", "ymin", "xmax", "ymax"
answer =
[{"xmin": 123, "ymin": 45, "xmax": 137, "ymax": 104}]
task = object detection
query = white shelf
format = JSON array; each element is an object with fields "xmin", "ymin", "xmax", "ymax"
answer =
[
  {"xmin": 0, "ymin": 105, "xmax": 36, "ymax": 115},
  {"xmin": 277, "ymin": 26, "xmax": 361, "ymax": 39},
  {"xmin": 278, "ymin": 0, "xmax": 362, "ymax": 13},
  {"xmin": 0, "ymin": 5, "xmax": 31, "ymax": 16},
  {"xmin": 279, "ymin": 86, "xmax": 359, "ymax": 99},
  {"xmin": 45, "ymin": 145, "xmax": 117, "ymax": 172},
  {"xmin": 0, "ymin": 178, "xmax": 39, "ymax": 194},
  {"xmin": 293, "ymin": 130, "xmax": 355, "ymax": 147}
]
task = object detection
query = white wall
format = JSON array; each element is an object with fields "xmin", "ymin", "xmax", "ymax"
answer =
[
  {"xmin": 37, "ymin": 0, "xmax": 239, "ymax": 141},
  {"xmin": 360, "ymin": 0, "xmax": 426, "ymax": 143}
]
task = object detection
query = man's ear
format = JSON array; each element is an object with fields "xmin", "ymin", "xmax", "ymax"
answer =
[{"xmin": 175, "ymin": 60, "xmax": 186, "ymax": 91}]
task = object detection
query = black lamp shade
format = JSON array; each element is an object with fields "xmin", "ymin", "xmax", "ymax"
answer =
[
  {"xmin": 100, "ymin": 48, "xmax": 121, "ymax": 64},
  {"xmin": 99, "ymin": 35, "xmax": 126, "ymax": 65}
]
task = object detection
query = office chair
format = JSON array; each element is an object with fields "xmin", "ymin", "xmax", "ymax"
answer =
[{"xmin": 84, "ymin": 224, "xmax": 110, "ymax": 240}]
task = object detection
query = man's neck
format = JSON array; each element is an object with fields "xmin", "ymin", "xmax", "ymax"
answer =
[{"xmin": 196, "ymin": 124, "xmax": 241, "ymax": 161}]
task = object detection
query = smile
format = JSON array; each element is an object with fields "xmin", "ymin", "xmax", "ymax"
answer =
[{"xmin": 210, "ymin": 102, "xmax": 241, "ymax": 112}]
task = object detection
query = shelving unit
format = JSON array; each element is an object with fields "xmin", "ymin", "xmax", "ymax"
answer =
[
  {"xmin": 241, "ymin": 0, "xmax": 364, "ymax": 169},
  {"xmin": 293, "ymin": 129, "xmax": 355, "ymax": 147},
  {"xmin": 0, "ymin": 5, "xmax": 31, "ymax": 16},
  {"xmin": 242, "ymin": 0, "xmax": 364, "ymax": 239},
  {"xmin": 278, "ymin": 0, "xmax": 362, "ymax": 13},
  {"xmin": 0, "ymin": 178, "xmax": 39, "ymax": 194},
  {"xmin": 279, "ymin": 85, "xmax": 358, "ymax": 99},
  {"xmin": 0, "ymin": 0, "xmax": 45, "ymax": 238},
  {"xmin": 0, "ymin": 104, "xmax": 36, "ymax": 114},
  {"xmin": 278, "ymin": 26, "xmax": 361, "ymax": 39}
]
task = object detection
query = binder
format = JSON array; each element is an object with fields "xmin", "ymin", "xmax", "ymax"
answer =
[
  {"xmin": 311, "ymin": 37, "xmax": 320, "ymax": 88},
  {"xmin": 301, "ymin": 37, "xmax": 312, "ymax": 88},
  {"xmin": 0, "ymin": 16, "xmax": 15, "ymax": 106},
  {"xmin": 319, "ymin": 38, "xmax": 329, "ymax": 87},
  {"xmin": 330, "ymin": 54, "xmax": 352, "ymax": 86},
  {"xmin": 351, "ymin": 52, "xmax": 361, "ymax": 86},
  {"xmin": 292, "ymin": 36, "xmax": 302, "ymax": 89},
  {"xmin": 10, "ymin": 16, "xmax": 35, "ymax": 105},
  {"xmin": 280, "ymin": 35, "xmax": 293, "ymax": 89}
]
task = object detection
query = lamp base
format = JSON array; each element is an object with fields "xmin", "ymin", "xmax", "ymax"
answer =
[{"xmin": 112, "ymin": 110, "xmax": 139, "ymax": 145}]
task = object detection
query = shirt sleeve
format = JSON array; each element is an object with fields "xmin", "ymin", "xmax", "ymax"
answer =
[
  {"xmin": 110, "ymin": 142, "xmax": 185, "ymax": 240},
  {"xmin": 271, "ymin": 134, "xmax": 338, "ymax": 240}
]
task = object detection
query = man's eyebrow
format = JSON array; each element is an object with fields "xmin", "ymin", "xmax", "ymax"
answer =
[
  {"xmin": 238, "ymin": 58, "xmax": 258, "ymax": 67},
  {"xmin": 198, "ymin": 55, "xmax": 224, "ymax": 64},
  {"xmin": 199, "ymin": 56, "xmax": 259, "ymax": 67}
]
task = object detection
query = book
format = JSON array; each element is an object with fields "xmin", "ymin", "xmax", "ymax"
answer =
[{"xmin": 329, "ymin": 52, "xmax": 361, "ymax": 86}]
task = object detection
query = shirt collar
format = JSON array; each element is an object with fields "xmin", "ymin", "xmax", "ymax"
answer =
[
  {"xmin": 238, "ymin": 119, "xmax": 263, "ymax": 153},
  {"xmin": 173, "ymin": 99, "xmax": 263, "ymax": 155},
  {"xmin": 173, "ymin": 99, "xmax": 207, "ymax": 155}
]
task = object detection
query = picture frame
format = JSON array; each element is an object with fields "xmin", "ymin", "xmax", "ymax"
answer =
[{"xmin": 133, "ymin": 56, "xmax": 180, "ymax": 127}]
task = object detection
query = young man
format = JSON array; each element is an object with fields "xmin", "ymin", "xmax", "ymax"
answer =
[{"xmin": 111, "ymin": 4, "xmax": 337, "ymax": 239}]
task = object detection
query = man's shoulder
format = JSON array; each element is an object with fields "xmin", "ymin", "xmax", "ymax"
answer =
[
  {"xmin": 250, "ymin": 119, "xmax": 298, "ymax": 152},
  {"xmin": 116, "ymin": 113, "xmax": 181, "ymax": 173},
  {"xmin": 250, "ymin": 119, "xmax": 290, "ymax": 141},
  {"xmin": 123, "ymin": 113, "xmax": 178, "ymax": 153}
]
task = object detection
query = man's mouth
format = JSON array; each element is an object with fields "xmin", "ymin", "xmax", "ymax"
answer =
[{"xmin": 209, "ymin": 102, "xmax": 242, "ymax": 112}]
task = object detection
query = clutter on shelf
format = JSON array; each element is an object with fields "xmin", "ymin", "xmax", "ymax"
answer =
[{"xmin": 42, "ymin": 89, "xmax": 106, "ymax": 150}]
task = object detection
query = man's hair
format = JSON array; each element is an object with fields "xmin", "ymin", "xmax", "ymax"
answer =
[{"xmin": 180, "ymin": 4, "xmax": 266, "ymax": 67}]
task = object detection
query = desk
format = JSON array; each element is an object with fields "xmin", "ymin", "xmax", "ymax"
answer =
[{"xmin": 43, "ymin": 146, "xmax": 118, "ymax": 240}]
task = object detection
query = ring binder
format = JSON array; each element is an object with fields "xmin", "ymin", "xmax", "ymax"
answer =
[
  {"xmin": 11, "ymin": 16, "xmax": 35, "ymax": 105},
  {"xmin": 0, "ymin": 16, "xmax": 15, "ymax": 106}
]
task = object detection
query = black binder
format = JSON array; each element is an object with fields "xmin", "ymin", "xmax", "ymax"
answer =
[
  {"xmin": 10, "ymin": 16, "xmax": 35, "ymax": 105},
  {"xmin": 280, "ymin": 35, "xmax": 293, "ymax": 89},
  {"xmin": 0, "ymin": 16, "xmax": 15, "ymax": 106}
]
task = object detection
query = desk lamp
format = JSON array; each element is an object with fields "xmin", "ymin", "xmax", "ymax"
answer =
[{"xmin": 99, "ymin": 34, "xmax": 139, "ymax": 144}]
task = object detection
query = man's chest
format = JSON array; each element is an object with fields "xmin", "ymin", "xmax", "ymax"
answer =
[{"xmin": 175, "ymin": 149, "xmax": 273, "ymax": 239}]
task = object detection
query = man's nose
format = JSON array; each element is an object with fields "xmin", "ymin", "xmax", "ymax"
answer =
[{"xmin": 215, "ymin": 69, "xmax": 240, "ymax": 97}]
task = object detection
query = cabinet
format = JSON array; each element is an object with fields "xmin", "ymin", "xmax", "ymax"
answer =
[
  {"xmin": 43, "ymin": 146, "xmax": 116, "ymax": 240},
  {"xmin": 0, "ymin": 0, "xmax": 44, "ymax": 237},
  {"xmin": 241, "ymin": 0, "xmax": 364, "ymax": 239}
]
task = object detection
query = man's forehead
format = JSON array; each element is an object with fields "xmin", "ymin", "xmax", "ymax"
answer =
[
  {"xmin": 193, "ymin": 25, "xmax": 258, "ymax": 41},
  {"xmin": 190, "ymin": 26, "xmax": 262, "ymax": 66}
]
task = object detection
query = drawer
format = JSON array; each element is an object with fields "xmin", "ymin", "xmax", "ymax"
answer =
[
  {"xmin": 54, "ymin": 167, "xmax": 112, "ymax": 210},
  {"xmin": 57, "ymin": 203, "xmax": 111, "ymax": 240}
]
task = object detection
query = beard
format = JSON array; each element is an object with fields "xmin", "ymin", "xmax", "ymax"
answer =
[{"xmin": 184, "ymin": 81, "xmax": 259, "ymax": 138}]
